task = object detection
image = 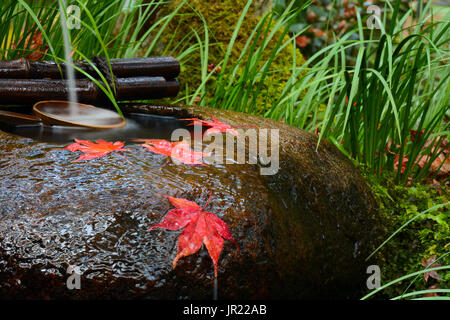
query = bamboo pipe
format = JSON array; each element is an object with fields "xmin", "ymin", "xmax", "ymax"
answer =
[
  {"xmin": 0, "ymin": 57, "xmax": 180, "ymax": 80},
  {"xmin": 0, "ymin": 77, "xmax": 179, "ymax": 105}
]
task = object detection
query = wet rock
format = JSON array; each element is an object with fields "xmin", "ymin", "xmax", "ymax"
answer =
[{"xmin": 0, "ymin": 104, "xmax": 381, "ymax": 299}]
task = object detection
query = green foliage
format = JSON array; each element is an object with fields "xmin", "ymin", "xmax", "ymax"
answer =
[
  {"xmin": 0, "ymin": 0, "xmax": 182, "ymax": 113},
  {"xmin": 268, "ymin": 0, "xmax": 449, "ymax": 185},
  {"xmin": 156, "ymin": 0, "xmax": 306, "ymax": 113},
  {"xmin": 364, "ymin": 173, "xmax": 449, "ymax": 299},
  {"xmin": 273, "ymin": 0, "xmax": 412, "ymax": 59}
]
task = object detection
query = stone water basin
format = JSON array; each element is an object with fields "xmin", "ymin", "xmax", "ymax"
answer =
[{"xmin": 0, "ymin": 104, "xmax": 381, "ymax": 299}]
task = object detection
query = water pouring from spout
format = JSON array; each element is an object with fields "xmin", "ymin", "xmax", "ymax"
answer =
[{"xmin": 58, "ymin": 0, "xmax": 78, "ymax": 116}]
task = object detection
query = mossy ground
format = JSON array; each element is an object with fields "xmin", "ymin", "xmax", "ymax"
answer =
[{"xmin": 364, "ymin": 172, "xmax": 449, "ymax": 299}]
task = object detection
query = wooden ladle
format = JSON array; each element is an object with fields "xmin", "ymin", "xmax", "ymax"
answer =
[{"xmin": 0, "ymin": 101, "xmax": 126, "ymax": 129}]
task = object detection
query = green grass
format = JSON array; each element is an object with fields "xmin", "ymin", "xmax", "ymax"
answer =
[
  {"xmin": 267, "ymin": 0, "xmax": 449, "ymax": 186},
  {"xmin": 0, "ymin": 0, "xmax": 188, "ymax": 114},
  {"xmin": 171, "ymin": 0, "xmax": 448, "ymax": 185}
]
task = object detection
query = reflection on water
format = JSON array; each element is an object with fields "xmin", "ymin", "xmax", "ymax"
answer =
[{"xmin": 0, "ymin": 112, "xmax": 192, "ymax": 144}]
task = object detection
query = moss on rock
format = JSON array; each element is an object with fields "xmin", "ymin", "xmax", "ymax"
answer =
[{"xmin": 153, "ymin": 0, "xmax": 305, "ymax": 113}]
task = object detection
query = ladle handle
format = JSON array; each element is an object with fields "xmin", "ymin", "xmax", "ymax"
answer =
[{"xmin": 0, "ymin": 110, "xmax": 41, "ymax": 125}]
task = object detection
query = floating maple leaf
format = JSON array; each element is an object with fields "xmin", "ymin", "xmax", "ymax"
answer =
[
  {"xmin": 134, "ymin": 139, "xmax": 208, "ymax": 166},
  {"xmin": 422, "ymin": 255, "xmax": 443, "ymax": 283},
  {"xmin": 65, "ymin": 139, "xmax": 128, "ymax": 162},
  {"xmin": 149, "ymin": 191, "xmax": 237, "ymax": 277},
  {"xmin": 180, "ymin": 114, "xmax": 256, "ymax": 136}
]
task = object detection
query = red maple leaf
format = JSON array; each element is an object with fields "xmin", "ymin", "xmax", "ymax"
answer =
[
  {"xmin": 149, "ymin": 191, "xmax": 237, "ymax": 277},
  {"xmin": 134, "ymin": 139, "xmax": 208, "ymax": 166},
  {"xmin": 180, "ymin": 114, "xmax": 256, "ymax": 136},
  {"xmin": 65, "ymin": 139, "xmax": 128, "ymax": 162}
]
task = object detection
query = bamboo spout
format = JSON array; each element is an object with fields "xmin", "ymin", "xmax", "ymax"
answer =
[
  {"xmin": 0, "ymin": 77, "xmax": 179, "ymax": 105},
  {"xmin": 0, "ymin": 57, "xmax": 180, "ymax": 80}
]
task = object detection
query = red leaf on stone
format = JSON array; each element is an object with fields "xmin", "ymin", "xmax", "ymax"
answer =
[
  {"xmin": 149, "ymin": 192, "xmax": 237, "ymax": 277},
  {"xmin": 135, "ymin": 139, "xmax": 208, "ymax": 165},
  {"xmin": 180, "ymin": 114, "xmax": 256, "ymax": 137},
  {"xmin": 65, "ymin": 139, "xmax": 128, "ymax": 162}
]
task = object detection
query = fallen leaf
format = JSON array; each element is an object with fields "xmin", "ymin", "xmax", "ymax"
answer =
[
  {"xmin": 410, "ymin": 130, "xmax": 449, "ymax": 176},
  {"xmin": 423, "ymin": 284, "xmax": 440, "ymax": 297},
  {"xmin": 65, "ymin": 139, "xmax": 128, "ymax": 162},
  {"xmin": 393, "ymin": 131, "xmax": 449, "ymax": 177},
  {"xmin": 306, "ymin": 11, "xmax": 318, "ymax": 22},
  {"xmin": 337, "ymin": 20, "xmax": 349, "ymax": 32},
  {"xmin": 193, "ymin": 96, "xmax": 201, "ymax": 105},
  {"xmin": 149, "ymin": 191, "xmax": 237, "ymax": 277},
  {"xmin": 344, "ymin": 6, "xmax": 356, "ymax": 18},
  {"xmin": 393, "ymin": 154, "xmax": 409, "ymax": 174},
  {"xmin": 311, "ymin": 28, "xmax": 326, "ymax": 37},
  {"xmin": 135, "ymin": 139, "xmax": 208, "ymax": 166},
  {"xmin": 180, "ymin": 114, "xmax": 256, "ymax": 136},
  {"xmin": 422, "ymin": 255, "xmax": 443, "ymax": 283},
  {"xmin": 12, "ymin": 31, "xmax": 49, "ymax": 61},
  {"xmin": 207, "ymin": 63, "xmax": 221, "ymax": 73},
  {"xmin": 295, "ymin": 35, "xmax": 311, "ymax": 48}
]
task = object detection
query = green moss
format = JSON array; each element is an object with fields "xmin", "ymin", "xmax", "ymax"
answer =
[
  {"xmin": 364, "ymin": 172, "xmax": 449, "ymax": 298},
  {"xmin": 153, "ymin": 0, "xmax": 305, "ymax": 112}
]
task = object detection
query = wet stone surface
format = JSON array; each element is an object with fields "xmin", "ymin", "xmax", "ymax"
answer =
[{"xmin": 0, "ymin": 104, "xmax": 381, "ymax": 299}]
